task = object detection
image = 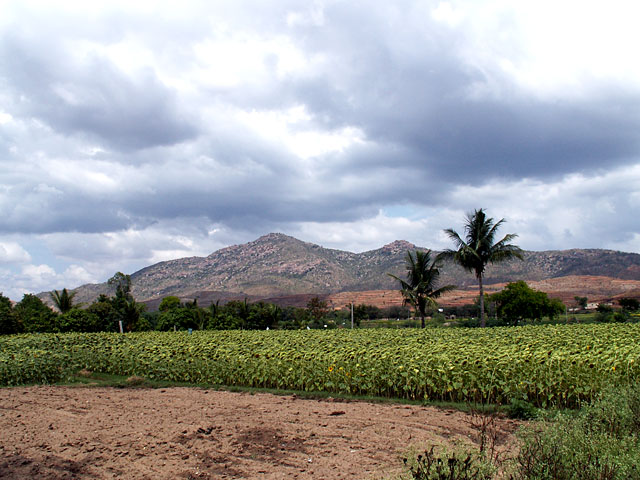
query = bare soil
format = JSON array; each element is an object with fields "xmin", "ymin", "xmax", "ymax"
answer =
[
  {"xmin": 327, "ymin": 275, "xmax": 640, "ymax": 309},
  {"xmin": 0, "ymin": 386, "xmax": 521, "ymax": 479}
]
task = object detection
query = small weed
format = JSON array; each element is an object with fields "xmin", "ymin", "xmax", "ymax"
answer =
[
  {"xmin": 465, "ymin": 404, "xmax": 506, "ymax": 466},
  {"xmin": 125, "ymin": 375, "xmax": 146, "ymax": 386},
  {"xmin": 507, "ymin": 399, "xmax": 538, "ymax": 420},
  {"xmin": 403, "ymin": 446, "xmax": 494, "ymax": 480}
]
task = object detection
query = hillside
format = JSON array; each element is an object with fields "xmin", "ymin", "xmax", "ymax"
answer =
[
  {"xmin": 57, "ymin": 233, "xmax": 640, "ymax": 305},
  {"xmin": 324, "ymin": 276, "xmax": 640, "ymax": 311}
]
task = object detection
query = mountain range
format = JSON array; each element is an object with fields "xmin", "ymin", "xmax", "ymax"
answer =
[{"xmin": 58, "ymin": 233, "xmax": 640, "ymax": 308}]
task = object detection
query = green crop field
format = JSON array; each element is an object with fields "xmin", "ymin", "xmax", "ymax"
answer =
[{"xmin": 1, "ymin": 323, "xmax": 638, "ymax": 408}]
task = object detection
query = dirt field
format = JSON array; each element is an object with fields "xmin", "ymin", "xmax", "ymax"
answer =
[{"xmin": 0, "ymin": 386, "xmax": 521, "ymax": 479}]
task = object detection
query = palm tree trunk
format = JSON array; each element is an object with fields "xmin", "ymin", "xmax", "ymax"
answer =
[
  {"xmin": 421, "ymin": 314, "xmax": 425, "ymax": 329},
  {"xmin": 478, "ymin": 274, "xmax": 485, "ymax": 327}
]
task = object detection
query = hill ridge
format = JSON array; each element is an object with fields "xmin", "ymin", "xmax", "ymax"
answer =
[{"xmin": 48, "ymin": 233, "xmax": 640, "ymax": 305}]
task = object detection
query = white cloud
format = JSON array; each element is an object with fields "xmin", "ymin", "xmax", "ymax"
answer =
[
  {"xmin": 292, "ymin": 211, "xmax": 431, "ymax": 253},
  {"xmin": 0, "ymin": 241, "xmax": 32, "ymax": 264},
  {"xmin": 435, "ymin": 0, "xmax": 640, "ymax": 100},
  {"xmin": 445, "ymin": 164, "xmax": 640, "ymax": 252},
  {"xmin": 237, "ymin": 105, "xmax": 366, "ymax": 159},
  {"xmin": 0, "ymin": 261, "xmax": 99, "ymax": 300}
]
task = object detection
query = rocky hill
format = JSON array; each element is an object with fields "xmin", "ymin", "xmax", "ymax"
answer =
[{"xmin": 60, "ymin": 233, "xmax": 640, "ymax": 306}]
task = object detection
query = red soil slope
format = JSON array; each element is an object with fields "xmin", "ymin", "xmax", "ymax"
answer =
[{"xmin": 326, "ymin": 275, "xmax": 640, "ymax": 309}]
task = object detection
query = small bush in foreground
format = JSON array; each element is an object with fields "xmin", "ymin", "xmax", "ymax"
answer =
[
  {"xmin": 403, "ymin": 384, "xmax": 640, "ymax": 480},
  {"xmin": 512, "ymin": 384, "xmax": 640, "ymax": 480},
  {"xmin": 404, "ymin": 446, "xmax": 494, "ymax": 480},
  {"xmin": 507, "ymin": 399, "xmax": 539, "ymax": 420}
]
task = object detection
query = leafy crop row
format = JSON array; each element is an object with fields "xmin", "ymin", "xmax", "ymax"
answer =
[{"xmin": 1, "ymin": 323, "xmax": 638, "ymax": 407}]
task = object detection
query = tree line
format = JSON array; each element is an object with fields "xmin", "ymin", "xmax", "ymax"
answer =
[
  {"xmin": 0, "ymin": 270, "xmax": 413, "ymax": 334},
  {"xmin": 0, "ymin": 272, "xmax": 146, "ymax": 335}
]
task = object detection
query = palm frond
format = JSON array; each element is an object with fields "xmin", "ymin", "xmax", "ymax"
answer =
[
  {"xmin": 387, "ymin": 249, "xmax": 455, "ymax": 325},
  {"xmin": 443, "ymin": 208, "xmax": 524, "ymax": 326},
  {"xmin": 430, "ymin": 284, "xmax": 457, "ymax": 299}
]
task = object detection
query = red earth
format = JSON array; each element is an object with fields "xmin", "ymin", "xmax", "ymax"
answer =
[{"xmin": 0, "ymin": 386, "xmax": 521, "ymax": 479}]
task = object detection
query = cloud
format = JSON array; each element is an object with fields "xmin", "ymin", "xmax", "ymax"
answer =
[
  {"xmin": 0, "ymin": 24, "xmax": 198, "ymax": 151},
  {"xmin": 443, "ymin": 164, "xmax": 640, "ymax": 253},
  {"xmin": 0, "ymin": 262, "xmax": 98, "ymax": 300},
  {"xmin": 0, "ymin": 1, "xmax": 639, "ymax": 299},
  {"xmin": 0, "ymin": 242, "xmax": 32, "ymax": 264}
]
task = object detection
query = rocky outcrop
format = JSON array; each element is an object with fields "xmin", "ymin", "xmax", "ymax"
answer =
[{"xmin": 55, "ymin": 233, "xmax": 640, "ymax": 305}]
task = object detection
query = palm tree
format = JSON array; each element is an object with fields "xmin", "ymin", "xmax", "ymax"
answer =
[
  {"xmin": 49, "ymin": 288, "xmax": 76, "ymax": 313},
  {"xmin": 440, "ymin": 208, "xmax": 523, "ymax": 327},
  {"xmin": 388, "ymin": 250, "xmax": 455, "ymax": 328}
]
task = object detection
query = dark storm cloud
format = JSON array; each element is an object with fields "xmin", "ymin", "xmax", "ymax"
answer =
[
  {"xmin": 397, "ymin": 94, "xmax": 640, "ymax": 180},
  {"xmin": 1, "ymin": 0, "xmax": 639, "ymax": 250},
  {"xmin": 1, "ymin": 0, "xmax": 640, "ymax": 300},
  {"xmin": 0, "ymin": 184, "xmax": 130, "ymax": 235},
  {"xmin": 274, "ymin": 2, "xmax": 640, "ymax": 183},
  {"xmin": 0, "ymin": 29, "xmax": 197, "ymax": 152}
]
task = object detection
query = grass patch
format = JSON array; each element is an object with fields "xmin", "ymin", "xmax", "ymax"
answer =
[
  {"xmin": 58, "ymin": 369, "xmax": 489, "ymax": 411},
  {"xmin": 62, "ymin": 370, "xmax": 197, "ymax": 389},
  {"xmin": 401, "ymin": 383, "xmax": 640, "ymax": 479},
  {"xmin": 513, "ymin": 383, "xmax": 640, "ymax": 479}
]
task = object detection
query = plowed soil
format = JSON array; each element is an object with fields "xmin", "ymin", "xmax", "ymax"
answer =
[{"xmin": 0, "ymin": 386, "xmax": 520, "ymax": 479}]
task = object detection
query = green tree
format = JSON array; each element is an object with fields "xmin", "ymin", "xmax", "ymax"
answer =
[
  {"xmin": 619, "ymin": 297, "xmax": 639, "ymax": 312},
  {"xmin": 385, "ymin": 304, "xmax": 411, "ymax": 320},
  {"xmin": 184, "ymin": 299, "xmax": 209, "ymax": 330},
  {"xmin": 489, "ymin": 281, "xmax": 565, "ymax": 325},
  {"xmin": 574, "ymin": 296, "xmax": 588, "ymax": 310},
  {"xmin": 441, "ymin": 208, "xmax": 523, "ymax": 327},
  {"xmin": 247, "ymin": 302, "xmax": 281, "ymax": 329},
  {"xmin": 353, "ymin": 304, "xmax": 381, "ymax": 322},
  {"xmin": 307, "ymin": 297, "xmax": 329, "ymax": 326},
  {"xmin": 14, "ymin": 294, "xmax": 58, "ymax": 333},
  {"xmin": 108, "ymin": 271, "xmax": 132, "ymax": 298},
  {"xmin": 206, "ymin": 311, "xmax": 242, "ymax": 330},
  {"xmin": 157, "ymin": 307, "xmax": 199, "ymax": 331},
  {"xmin": 0, "ymin": 293, "xmax": 18, "ymax": 334},
  {"xmin": 223, "ymin": 299, "xmax": 251, "ymax": 328},
  {"xmin": 159, "ymin": 296, "xmax": 181, "ymax": 312},
  {"xmin": 277, "ymin": 306, "xmax": 310, "ymax": 329},
  {"xmin": 86, "ymin": 294, "xmax": 117, "ymax": 331},
  {"xmin": 388, "ymin": 250, "xmax": 455, "ymax": 328},
  {"xmin": 597, "ymin": 303, "xmax": 614, "ymax": 313},
  {"xmin": 107, "ymin": 272, "xmax": 146, "ymax": 331},
  {"xmin": 206, "ymin": 300, "xmax": 241, "ymax": 330},
  {"xmin": 49, "ymin": 288, "xmax": 76, "ymax": 313},
  {"xmin": 118, "ymin": 297, "xmax": 147, "ymax": 331}
]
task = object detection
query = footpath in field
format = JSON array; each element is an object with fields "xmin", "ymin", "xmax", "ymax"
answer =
[{"xmin": 0, "ymin": 386, "xmax": 520, "ymax": 479}]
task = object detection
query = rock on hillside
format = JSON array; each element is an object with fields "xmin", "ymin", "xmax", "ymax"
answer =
[{"xmin": 52, "ymin": 233, "xmax": 640, "ymax": 305}]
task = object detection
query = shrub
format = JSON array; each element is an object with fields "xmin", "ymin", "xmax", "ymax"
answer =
[
  {"xmin": 58, "ymin": 309, "xmax": 101, "ymax": 333},
  {"xmin": 507, "ymin": 398, "xmax": 539, "ymax": 420},
  {"xmin": 404, "ymin": 446, "xmax": 495, "ymax": 480},
  {"xmin": 513, "ymin": 384, "xmax": 640, "ymax": 479},
  {"xmin": 403, "ymin": 384, "xmax": 640, "ymax": 479}
]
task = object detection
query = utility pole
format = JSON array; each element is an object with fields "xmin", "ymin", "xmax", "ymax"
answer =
[{"xmin": 351, "ymin": 302, "xmax": 354, "ymax": 329}]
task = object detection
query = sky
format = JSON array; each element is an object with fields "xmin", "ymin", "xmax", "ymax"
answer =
[{"xmin": 1, "ymin": 0, "xmax": 640, "ymax": 300}]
